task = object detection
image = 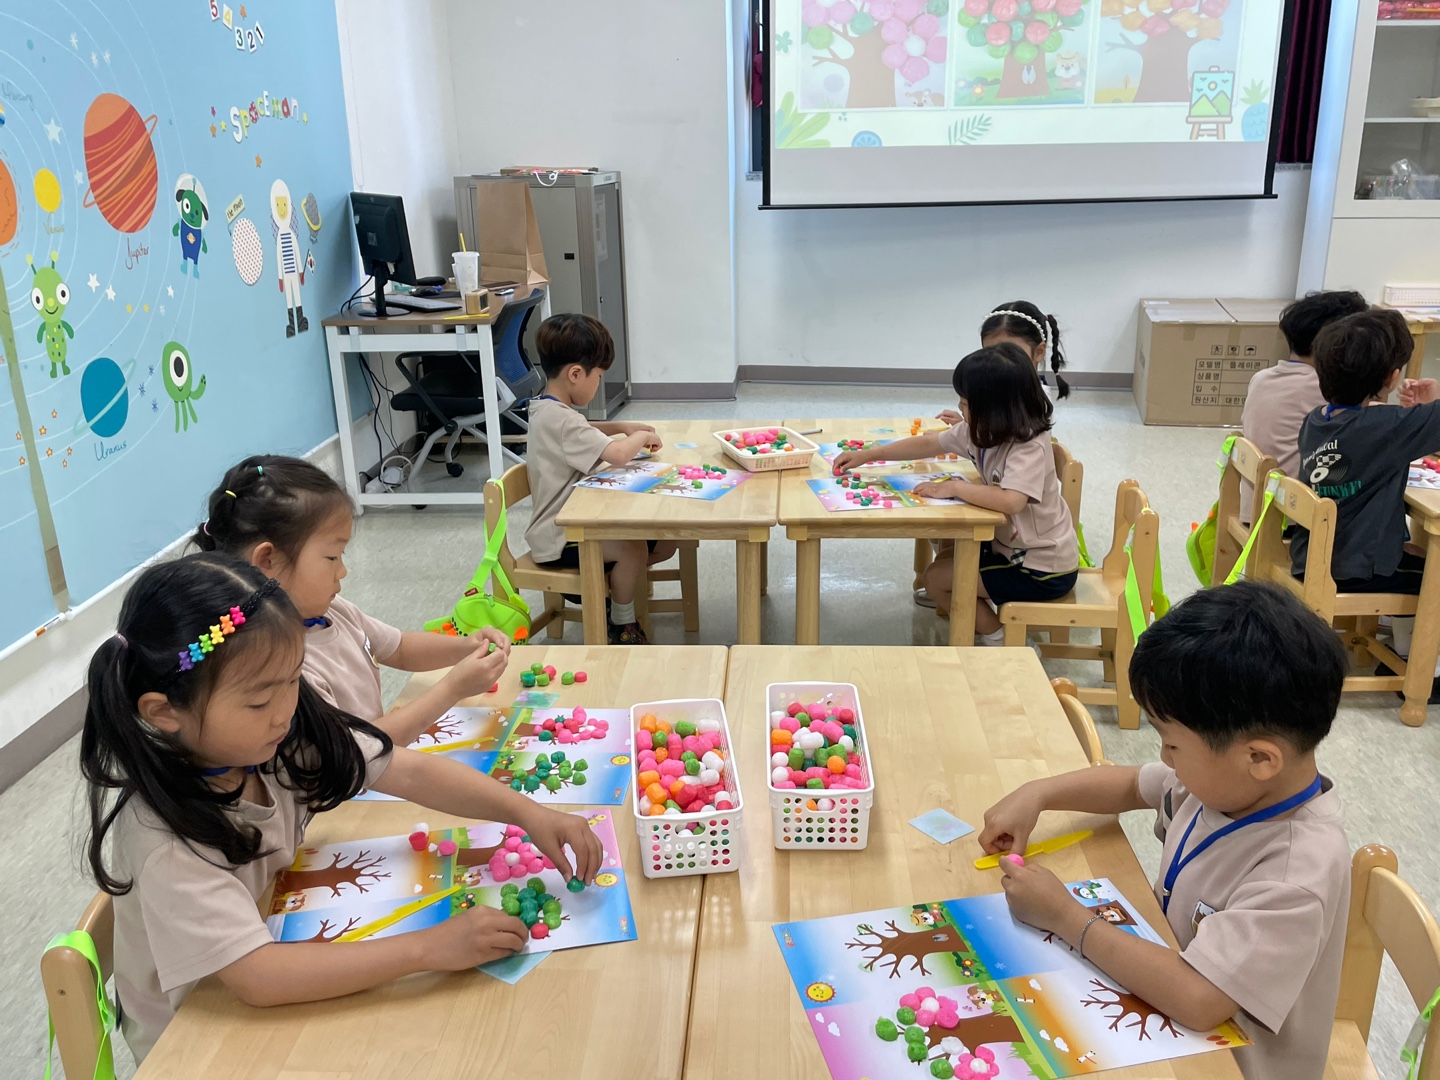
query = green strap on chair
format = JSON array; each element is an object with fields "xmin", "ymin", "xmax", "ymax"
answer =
[
  {"xmin": 424, "ymin": 478, "xmax": 531, "ymax": 640},
  {"xmin": 1121, "ymin": 532, "xmax": 1170, "ymax": 642},
  {"xmin": 43, "ymin": 929, "xmax": 115, "ymax": 1080},
  {"xmin": 1076, "ymin": 520, "xmax": 1093, "ymax": 570},
  {"xmin": 1402, "ymin": 985, "xmax": 1440, "ymax": 1079},
  {"xmin": 1223, "ymin": 471, "xmax": 1282, "ymax": 586}
]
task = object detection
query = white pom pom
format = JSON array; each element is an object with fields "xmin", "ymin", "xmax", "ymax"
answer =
[
  {"xmin": 504, "ymin": 851, "xmax": 520, "ymax": 866},
  {"xmin": 769, "ymin": 711, "xmax": 787, "ymax": 729},
  {"xmin": 772, "ymin": 751, "xmax": 789, "ymax": 767},
  {"xmin": 817, "ymin": 798, "xmax": 835, "ymax": 811},
  {"xmin": 772, "ymin": 766, "xmax": 789, "ymax": 784},
  {"xmin": 413, "ymin": 822, "xmax": 429, "ymax": 833},
  {"xmin": 840, "ymin": 735, "xmax": 855, "ymax": 752},
  {"xmin": 702, "ymin": 751, "xmax": 724, "ymax": 771},
  {"xmin": 639, "ymin": 795, "xmax": 652, "ymax": 813}
]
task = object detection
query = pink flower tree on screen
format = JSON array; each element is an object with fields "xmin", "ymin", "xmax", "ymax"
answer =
[{"xmin": 802, "ymin": 0, "xmax": 950, "ymax": 109}]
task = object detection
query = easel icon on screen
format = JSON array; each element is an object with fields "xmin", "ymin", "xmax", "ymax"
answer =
[{"xmin": 1187, "ymin": 67, "xmax": 1234, "ymax": 140}]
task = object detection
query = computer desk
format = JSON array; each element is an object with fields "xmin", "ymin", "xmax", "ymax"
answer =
[{"xmin": 321, "ymin": 289, "xmax": 550, "ymax": 509}]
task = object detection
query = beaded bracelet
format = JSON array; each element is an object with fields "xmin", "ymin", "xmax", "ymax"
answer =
[{"xmin": 1077, "ymin": 912, "xmax": 1107, "ymax": 960}]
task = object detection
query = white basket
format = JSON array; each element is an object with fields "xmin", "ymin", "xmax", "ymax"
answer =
[
  {"xmin": 712, "ymin": 427, "xmax": 819, "ymax": 472},
  {"xmin": 766, "ymin": 682, "xmax": 874, "ymax": 850},
  {"xmin": 630, "ymin": 698, "xmax": 743, "ymax": 879},
  {"xmin": 1383, "ymin": 283, "xmax": 1440, "ymax": 308}
]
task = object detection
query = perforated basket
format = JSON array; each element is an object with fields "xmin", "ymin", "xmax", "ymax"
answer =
[
  {"xmin": 630, "ymin": 698, "xmax": 743, "ymax": 879},
  {"xmin": 1383, "ymin": 284, "xmax": 1440, "ymax": 307},
  {"xmin": 766, "ymin": 682, "xmax": 874, "ymax": 850},
  {"xmin": 712, "ymin": 427, "xmax": 819, "ymax": 472}
]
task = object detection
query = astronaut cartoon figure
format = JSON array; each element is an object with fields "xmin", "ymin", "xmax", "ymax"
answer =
[
  {"xmin": 173, "ymin": 173, "xmax": 209, "ymax": 277},
  {"xmin": 270, "ymin": 178, "xmax": 308, "ymax": 337}
]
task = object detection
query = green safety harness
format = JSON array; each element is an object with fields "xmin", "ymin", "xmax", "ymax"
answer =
[{"xmin": 42, "ymin": 929, "xmax": 115, "ymax": 1080}]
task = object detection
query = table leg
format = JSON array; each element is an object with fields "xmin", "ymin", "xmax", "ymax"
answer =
[
  {"xmin": 1409, "ymin": 329, "xmax": 1426, "ymax": 381},
  {"xmin": 737, "ymin": 540, "xmax": 764, "ymax": 645},
  {"xmin": 795, "ymin": 537, "xmax": 822, "ymax": 645},
  {"xmin": 759, "ymin": 540, "xmax": 769, "ymax": 597},
  {"xmin": 469, "ymin": 326, "xmax": 504, "ymax": 482},
  {"xmin": 913, "ymin": 537, "xmax": 933, "ymax": 590},
  {"xmin": 1401, "ymin": 528, "xmax": 1440, "ymax": 726},
  {"xmin": 680, "ymin": 542, "xmax": 701, "ymax": 633},
  {"xmin": 327, "ymin": 327, "xmax": 361, "ymax": 503},
  {"xmin": 949, "ymin": 534, "xmax": 980, "ymax": 647},
  {"xmin": 578, "ymin": 540, "xmax": 608, "ymax": 645}
]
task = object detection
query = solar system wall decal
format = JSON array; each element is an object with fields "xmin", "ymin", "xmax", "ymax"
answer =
[{"xmin": 0, "ymin": 0, "xmax": 354, "ymax": 650}]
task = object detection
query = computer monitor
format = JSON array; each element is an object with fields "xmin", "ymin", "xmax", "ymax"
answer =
[{"xmin": 349, "ymin": 192, "xmax": 442, "ymax": 317}]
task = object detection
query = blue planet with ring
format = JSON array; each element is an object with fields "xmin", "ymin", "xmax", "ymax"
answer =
[{"xmin": 73, "ymin": 357, "xmax": 136, "ymax": 439}]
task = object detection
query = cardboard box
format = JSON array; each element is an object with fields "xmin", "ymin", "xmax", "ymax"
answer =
[{"xmin": 1133, "ymin": 299, "xmax": 1292, "ymax": 427}]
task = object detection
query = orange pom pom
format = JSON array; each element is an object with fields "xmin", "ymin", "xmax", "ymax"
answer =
[
  {"xmin": 647, "ymin": 804, "xmax": 667, "ymax": 817},
  {"xmin": 637, "ymin": 770, "xmax": 660, "ymax": 788},
  {"xmin": 645, "ymin": 782, "xmax": 667, "ymax": 804},
  {"xmin": 827, "ymin": 756, "xmax": 846, "ymax": 774},
  {"xmin": 654, "ymin": 747, "xmax": 669, "ymax": 763},
  {"xmin": 639, "ymin": 714, "xmax": 658, "ymax": 733},
  {"xmin": 770, "ymin": 729, "xmax": 792, "ymax": 747}
]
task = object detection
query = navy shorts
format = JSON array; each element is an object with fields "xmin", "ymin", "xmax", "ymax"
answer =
[
  {"xmin": 1332, "ymin": 550, "xmax": 1426, "ymax": 595},
  {"xmin": 978, "ymin": 542, "xmax": 1078, "ymax": 607},
  {"xmin": 540, "ymin": 539, "xmax": 659, "ymax": 571}
]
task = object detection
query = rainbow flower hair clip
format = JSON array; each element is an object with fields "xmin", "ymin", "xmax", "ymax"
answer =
[{"xmin": 173, "ymin": 578, "xmax": 280, "ymax": 674}]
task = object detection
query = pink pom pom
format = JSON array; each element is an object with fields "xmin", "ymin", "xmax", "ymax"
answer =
[
  {"xmin": 779, "ymin": 716, "xmax": 800, "ymax": 733},
  {"xmin": 637, "ymin": 730, "xmax": 653, "ymax": 750},
  {"xmin": 527, "ymin": 858, "xmax": 544, "ymax": 873},
  {"xmin": 573, "ymin": 708, "xmax": 587, "ymax": 722},
  {"xmin": 915, "ymin": 1009, "xmax": 936, "ymax": 1027},
  {"xmin": 936, "ymin": 1008, "xmax": 960, "ymax": 1029},
  {"xmin": 1007, "ymin": 854, "xmax": 1025, "ymax": 867},
  {"xmin": 938, "ymin": 996, "xmax": 958, "ymax": 1011},
  {"xmin": 914, "ymin": 985, "xmax": 935, "ymax": 1000},
  {"xmin": 492, "ymin": 864, "xmax": 510, "ymax": 882},
  {"xmin": 437, "ymin": 839, "xmax": 458, "ymax": 857},
  {"xmin": 666, "ymin": 733, "xmax": 682, "ymax": 750},
  {"xmin": 542, "ymin": 856, "xmax": 555, "ymax": 869},
  {"xmin": 899, "ymin": 992, "xmax": 920, "ymax": 1009},
  {"xmin": 530, "ymin": 923, "xmax": 549, "ymax": 940}
]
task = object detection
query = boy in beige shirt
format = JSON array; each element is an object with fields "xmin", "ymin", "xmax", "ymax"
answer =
[
  {"xmin": 981, "ymin": 582, "xmax": 1351, "ymax": 1080},
  {"xmin": 524, "ymin": 314, "xmax": 677, "ymax": 644}
]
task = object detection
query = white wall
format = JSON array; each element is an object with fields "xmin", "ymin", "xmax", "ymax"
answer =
[
  {"xmin": 442, "ymin": 0, "xmax": 737, "ymax": 387},
  {"xmin": 734, "ymin": 168, "xmax": 1311, "ymax": 377}
]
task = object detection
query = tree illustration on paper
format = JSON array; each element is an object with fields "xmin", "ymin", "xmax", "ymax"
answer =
[
  {"xmin": 802, "ymin": 0, "xmax": 950, "ymax": 109},
  {"xmin": 272, "ymin": 849, "xmax": 391, "ymax": 899},
  {"xmin": 414, "ymin": 712, "xmax": 467, "ymax": 747},
  {"xmin": 847, "ymin": 919, "xmax": 968, "ymax": 977},
  {"xmin": 304, "ymin": 916, "xmax": 363, "ymax": 943},
  {"xmin": 958, "ymin": 0, "xmax": 1084, "ymax": 99},
  {"xmin": 1101, "ymin": 0, "xmax": 1229, "ymax": 102},
  {"xmin": 1081, "ymin": 978, "xmax": 1182, "ymax": 1040}
]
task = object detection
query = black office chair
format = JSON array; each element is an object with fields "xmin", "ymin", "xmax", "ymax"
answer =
[{"xmin": 391, "ymin": 290, "xmax": 546, "ymax": 478}]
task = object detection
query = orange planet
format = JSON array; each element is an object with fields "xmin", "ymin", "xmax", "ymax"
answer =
[
  {"xmin": 0, "ymin": 157, "xmax": 16, "ymax": 246},
  {"xmin": 82, "ymin": 93, "xmax": 158, "ymax": 233}
]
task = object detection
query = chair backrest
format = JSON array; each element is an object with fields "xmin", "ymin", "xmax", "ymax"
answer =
[
  {"xmin": 41, "ymin": 891, "xmax": 114, "ymax": 1080},
  {"xmin": 492, "ymin": 289, "xmax": 546, "ymax": 396},
  {"xmin": 1335, "ymin": 844, "xmax": 1440, "ymax": 1079},
  {"xmin": 1248, "ymin": 473, "xmax": 1338, "ymax": 614},
  {"xmin": 1213, "ymin": 436, "xmax": 1278, "ymax": 586},
  {"xmin": 1052, "ymin": 440, "xmax": 1084, "ymax": 527},
  {"xmin": 1050, "ymin": 678, "xmax": 1105, "ymax": 766},
  {"xmin": 485, "ymin": 463, "xmax": 531, "ymax": 579}
]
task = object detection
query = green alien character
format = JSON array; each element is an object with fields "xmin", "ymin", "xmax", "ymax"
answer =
[
  {"xmin": 28, "ymin": 252, "xmax": 73, "ymax": 379},
  {"xmin": 162, "ymin": 340, "xmax": 207, "ymax": 432}
]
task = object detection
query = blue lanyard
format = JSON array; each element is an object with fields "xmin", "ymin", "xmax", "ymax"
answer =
[
  {"xmin": 1161, "ymin": 775, "xmax": 1324, "ymax": 915},
  {"xmin": 1322, "ymin": 404, "xmax": 1361, "ymax": 420}
]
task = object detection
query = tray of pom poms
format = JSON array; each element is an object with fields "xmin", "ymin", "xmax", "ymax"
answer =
[
  {"xmin": 630, "ymin": 698, "xmax": 744, "ymax": 879},
  {"xmin": 766, "ymin": 682, "xmax": 874, "ymax": 850},
  {"xmin": 712, "ymin": 426, "xmax": 819, "ymax": 472}
]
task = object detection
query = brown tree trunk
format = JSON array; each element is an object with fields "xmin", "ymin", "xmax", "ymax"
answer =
[
  {"xmin": 273, "ymin": 850, "xmax": 390, "ymax": 899},
  {"xmin": 927, "ymin": 1011, "xmax": 1025, "ymax": 1052},
  {"xmin": 835, "ymin": 29, "xmax": 896, "ymax": 109},
  {"xmin": 998, "ymin": 50, "xmax": 1051, "ymax": 99},
  {"xmin": 1132, "ymin": 29, "xmax": 1195, "ymax": 103},
  {"xmin": 846, "ymin": 920, "xmax": 968, "ymax": 978},
  {"xmin": 454, "ymin": 843, "xmax": 503, "ymax": 868}
]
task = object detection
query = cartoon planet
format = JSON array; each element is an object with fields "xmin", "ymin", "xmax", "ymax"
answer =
[
  {"xmin": 82, "ymin": 93, "xmax": 158, "ymax": 233},
  {"xmin": 231, "ymin": 215, "xmax": 263, "ymax": 285},
  {"xmin": 0, "ymin": 158, "xmax": 16, "ymax": 246},
  {"xmin": 34, "ymin": 168, "xmax": 61, "ymax": 214},
  {"xmin": 0, "ymin": 102, "xmax": 5, "ymax": 127},
  {"xmin": 73, "ymin": 357, "xmax": 136, "ymax": 440}
]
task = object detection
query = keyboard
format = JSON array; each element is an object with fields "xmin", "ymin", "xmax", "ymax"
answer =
[{"xmin": 382, "ymin": 293, "xmax": 462, "ymax": 312}]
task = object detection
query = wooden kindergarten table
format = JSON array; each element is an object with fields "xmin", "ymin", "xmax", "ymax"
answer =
[
  {"xmin": 685, "ymin": 645, "xmax": 1242, "ymax": 1080},
  {"xmin": 780, "ymin": 418, "xmax": 1004, "ymax": 647},
  {"xmin": 134, "ymin": 645, "xmax": 727, "ymax": 1080},
  {"xmin": 1401, "ymin": 486, "xmax": 1440, "ymax": 726},
  {"xmin": 556, "ymin": 419, "xmax": 780, "ymax": 646}
]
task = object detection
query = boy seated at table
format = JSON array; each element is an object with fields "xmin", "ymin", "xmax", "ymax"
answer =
[
  {"xmin": 523, "ymin": 313, "xmax": 677, "ymax": 645},
  {"xmin": 980, "ymin": 582, "xmax": 1350, "ymax": 1080},
  {"xmin": 1239, "ymin": 290, "xmax": 1366, "ymax": 517}
]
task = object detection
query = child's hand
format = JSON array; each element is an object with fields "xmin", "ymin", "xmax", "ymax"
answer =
[
  {"xmin": 642, "ymin": 431, "xmax": 664, "ymax": 452},
  {"xmin": 832, "ymin": 450, "xmax": 867, "ymax": 474},
  {"xmin": 444, "ymin": 637, "xmax": 510, "ymax": 699},
  {"xmin": 423, "ymin": 905, "xmax": 528, "ymax": 969},
  {"xmin": 978, "ymin": 784, "xmax": 1043, "ymax": 856},
  {"xmin": 1401, "ymin": 378, "xmax": 1440, "ymax": 406},
  {"xmin": 913, "ymin": 479, "xmax": 963, "ymax": 500},
  {"xmin": 936, "ymin": 409, "xmax": 962, "ymax": 426},
  {"xmin": 998, "ymin": 858, "xmax": 1083, "ymax": 937},
  {"xmin": 519, "ymin": 805, "xmax": 605, "ymax": 885}
]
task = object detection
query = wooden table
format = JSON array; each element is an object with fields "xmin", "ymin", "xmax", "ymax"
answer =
[
  {"xmin": 1380, "ymin": 305, "xmax": 1439, "ymax": 380},
  {"xmin": 136, "ymin": 645, "xmax": 728, "ymax": 1080},
  {"xmin": 686, "ymin": 645, "xmax": 1242, "ymax": 1080},
  {"xmin": 1402, "ymin": 487, "xmax": 1440, "ymax": 726},
  {"xmin": 557, "ymin": 420, "xmax": 781, "ymax": 645},
  {"xmin": 780, "ymin": 418, "xmax": 1004, "ymax": 647}
]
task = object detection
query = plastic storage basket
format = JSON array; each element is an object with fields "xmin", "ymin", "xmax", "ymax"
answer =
[
  {"xmin": 630, "ymin": 698, "xmax": 744, "ymax": 879},
  {"xmin": 766, "ymin": 682, "xmax": 874, "ymax": 849},
  {"xmin": 1383, "ymin": 283, "xmax": 1440, "ymax": 307},
  {"xmin": 712, "ymin": 427, "xmax": 819, "ymax": 472}
]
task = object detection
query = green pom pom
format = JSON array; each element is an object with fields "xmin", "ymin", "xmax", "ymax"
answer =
[
  {"xmin": 1039, "ymin": 9, "xmax": 1059, "ymax": 23},
  {"xmin": 501, "ymin": 897, "xmax": 521, "ymax": 915},
  {"xmin": 536, "ymin": 674, "xmax": 550, "ymax": 687},
  {"xmin": 843, "ymin": 724, "xmax": 857, "ymax": 739},
  {"xmin": 1044, "ymin": 30, "xmax": 1063, "ymax": 49},
  {"xmin": 1061, "ymin": 10, "xmax": 1083, "ymax": 24},
  {"xmin": 789, "ymin": 747, "xmax": 805, "ymax": 770},
  {"xmin": 931, "ymin": 1060, "xmax": 955, "ymax": 1079},
  {"xmin": 927, "ymin": 0, "xmax": 949, "ymax": 13},
  {"xmin": 896, "ymin": 1006, "xmax": 917, "ymax": 1025},
  {"xmin": 538, "ymin": 730, "xmax": 552, "ymax": 742},
  {"xmin": 676, "ymin": 720, "xmax": 695, "ymax": 737},
  {"xmin": 551, "ymin": 751, "xmax": 566, "ymax": 763},
  {"xmin": 959, "ymin": 10, "xmax": 981, "ymax": 26},
  {"xmin": 530, "ymin": 663, "xmax": 544, "ymax": 675},
  {"xmin": 527, "ymin": 878, "xmax": 546, "ymax": 894},
  {"xmin": 904, "ymin": 1025, "xmax": 926, "ymax": 1044},
  {"xmin": 542, "ymin": 900, "xmax": 561, "ymax": 915},
  {"xmin": 544, "ymin": 912, "xmax": 562, "ymax": 929},
  {"xmin": 907, "ymin": 1041, "xmax": 928, "ymax": 1063},
  {"xmin": 1018, "ymin": 0, "xmax": 1032, "ymax": 12},
  {"xmin": 807, "ymin": 25, "xmax": 834, "ymax": 49},
  {"xmin": 875, "ymin": 1017, "xmax": 899, "ymax": 1041},
  {"xmin": 686, "ymin": 758, "xmax": 701, "ymax": 775},
  {"xmin": 510, "ymin": 778, "xmax": 524, "ymax": 791},
  {"xmin": 524, "ymin": 777, "xmax": 540, "ymax": 791},
  {"xmin": 795, "ymin": 711, "xmax": 811, "ymax": 726},
  {"xmin": 806, "ymin": 778, "xmax": 825, "ymax": 789},
  {"xmin": 567, "ymin": 876, "xmax": 586, "ymax": 892},
  {"xmin": 500, "ymin": 883, "xmax": 519, "ymax": 897},
  {"xmin": 561, "ymin": 672, "xmax": 575, "ymax": 685},
  {"xmin": 1014, "ymin": 41, "xmax": 1038, "ymax": 61},
  {"xmin": 574, "ymin": 760, "xmax": 589, "ymax": 771},
  {"xmin": 1009, "ymin": 19, "xmax": 1026, "ymax": 40},
  {"xmin": 572, "ymin": 772, "xmax": 588, "ymax": 785}
]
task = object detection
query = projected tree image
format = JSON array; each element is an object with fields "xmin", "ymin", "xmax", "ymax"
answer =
[
  {"xmin": 1100, "ymin": 0, "xmax": 1230, "ymax": 103},
  {"xmin": 802, "ymin": 0, "xmax": 950, "ymax": 109},
  {"xmin": 958, "ymin": 0, "xmax": 1085, "ymax": 100}
]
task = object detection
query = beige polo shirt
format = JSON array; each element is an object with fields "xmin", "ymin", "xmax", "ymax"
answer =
[
  {"xmin": 114, "ymin": 730, "xmax": 391, "ymax": 1063},
  {"xmin": 523, "ymin": 396, "xmax": 613, "ymax": 564},
  {"xmin": 302, "ymin": 596, "xmax": 402, "ymax": 721},
  {"xmin": 1240, "ymin": 359, "xmax": 1327, "ymax": 513},
  {"xmin": 1138, "ymin": 762, "xmax": 1350, "ymax": 1080},
  {"xmin": 936, "ymin": 422, "xmax": 1078, "ymax": 573}
]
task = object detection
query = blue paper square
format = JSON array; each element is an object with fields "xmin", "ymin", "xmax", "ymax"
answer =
[{"xmin": 908, "ymin": 808, "xmax": 975, "ymax": 845}]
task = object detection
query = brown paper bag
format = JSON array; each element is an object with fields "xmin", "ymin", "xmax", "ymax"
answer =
[{"xmin": 470, "ymin": 178, "xmax": 548, "ymax": 289}]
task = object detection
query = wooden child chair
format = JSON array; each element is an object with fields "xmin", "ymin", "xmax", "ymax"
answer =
[
  {"xmin": 42, "ymin": 892, "xmax": 115, "ymax": 1080},
  {"xmin": 1000, "ymin": 479, "xmax": 1160, "ymax": 730},
  {"xmin": 1328, "ymin": 844, "xmax": 1440, "ymax": 1079},
  {"xmin": 486, "ymin": 463, "xmax": 700, "ymax": 639},
  {"xmin": 1242, "ymin": 474, "xmax": 1416, "ymax": 698},
  {"xmin": 1050, "ymin": 677, "xmax": 1106, "ymax": 766},
  {"xmin": 1211, "ymin": 436, "xmax": 1278, "ymax": 586}
]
